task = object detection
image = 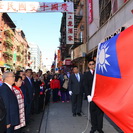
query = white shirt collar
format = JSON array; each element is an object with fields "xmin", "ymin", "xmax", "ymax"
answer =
[
  {"xmin": 4, "ymin": 82, "xmax": 12, "ymax": 89},
  {"xmin": 90, "ymin": 69, "xmax": 94, "ymax": 74}
]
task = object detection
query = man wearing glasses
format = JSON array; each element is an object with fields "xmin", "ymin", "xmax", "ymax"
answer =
[
  {"xmin": 0, "ymin": 72, "xmax": 19, "ymax": 133},
  {"xmin": 84, "ymin": 60, "xmax": 104, "ymax": 133}
]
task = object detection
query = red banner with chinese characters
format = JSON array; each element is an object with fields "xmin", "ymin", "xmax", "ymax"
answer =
[
  {"xmin": 66, "ymin": 12, "xmax": 74, "ymax": 44},
  {"xmin": 0, "ymin": 1, "xmax": 74, "ymax": 13},
  {"xmin": 88, "ymin": 0, "xmax": 93, "ymax": 24}
]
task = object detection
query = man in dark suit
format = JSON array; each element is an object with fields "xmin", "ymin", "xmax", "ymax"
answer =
[
  {"xmin": 0, "ymin": 72, "xmax": 19, "ymax": 133},
  {"xmin": 84, "ymin": 60, "xmax": 104, "ymax": 133},
  {"xmin": 24, "ymin": 69, "xmax": 35, "ymax": 122},
  {"xmin": 68, "ymin": 66, "xmax": 83, "ymax": 117},
  {"xmin": 0, "ymin": 96, "xmax": 6, "ymax": 133}
]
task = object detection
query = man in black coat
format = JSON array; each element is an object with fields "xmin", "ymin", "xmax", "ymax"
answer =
[
  {"xmin": 68, "ymin": 66, "xmax": 83, "ymax": 117},
  {"xmin": 24, "ymin": 69, "xmax": 35, "ymax": 122},
  {"xmin": 0, "ymin": 72, "xmax": 19, "ymax": 133},
  {"xmin": 0, "ymin": 96, "xmax": 6, "ymax": 133},
  {"xmin": 83, "ymin": 60, "xmax": 104, "ymax": 133}
]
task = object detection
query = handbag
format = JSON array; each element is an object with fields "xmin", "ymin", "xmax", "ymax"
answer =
[{"xmin": 62, "ymin": 79, "xmax": 69, "ymax": 89}]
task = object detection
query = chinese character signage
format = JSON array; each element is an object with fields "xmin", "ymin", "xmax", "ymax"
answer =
[
  {"xmin": 66, "ymin": 12, "xmax": 74, "ymax": 44},
  {"xmin": 0, "ymin": 1, "xmax": 74, "ymax": 13},
  {"xmin": 88, "ymin": 0, "xmax": 93, "ymax": 24}
]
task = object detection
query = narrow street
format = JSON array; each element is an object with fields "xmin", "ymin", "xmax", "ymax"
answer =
[{"xmin": 40, "ymin": 100, "xmax": 120, "ymax": 133}]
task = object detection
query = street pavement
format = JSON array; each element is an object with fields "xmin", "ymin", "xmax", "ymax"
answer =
[
  {"xmin": 21, "ymin": 112, "xmax": 43, "ymax": 133},
  {"xmin": 40, "ymin": 100, "xmax": 123, "ymax": 133}
]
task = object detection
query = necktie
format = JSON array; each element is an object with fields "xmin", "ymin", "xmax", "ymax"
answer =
[
  {"xmin": 92, "ymin": 70, "xmax": 95, "ymax": 75},
  {"xmin": 76, "ymin": 74, "xmax": 79, "ymax": 82},
  {"xmin": 29, "ymin": 78, "xmax": 32, "ymax": 86}
]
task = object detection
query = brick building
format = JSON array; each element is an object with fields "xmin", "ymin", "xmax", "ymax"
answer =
[{"xmin": 0, "ymin": 13, "xmax": 29, "ymax": 72}]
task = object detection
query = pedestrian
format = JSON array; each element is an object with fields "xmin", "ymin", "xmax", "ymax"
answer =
[
  {"xmin": 13, "ymin": 76, "xmax": 26, "ymax": 133},
  {"xmin": 39, "ymin": 81, "xmax": 45, "ymax": 112},
  {"xmin": 50, "ymin": 74, "xmax": 60, "ymax": 103},
  {"xmin": 0, "ymin": 96, "xmax": 6, "ymax": 133},
  {"xmin": 61, "ymin": 74, "xmax": 70, "ymax": 103},
  {"xmin": 68, "ymin": 66, "xmax": 83, "ymax": 117},
  {"xmin": 43, "ymin": 74, "xmax": 51, "ymax": 106},
  {"xmin": 16, "ymin": 71, "xmax": 28, "ymax": 117},
  {"xmin": 0, "ymin": 72, "xmax": 19, "ymax": 133},
  {"xmin": 24, "ymin": 69, "xmax": 35, "ymax": 123},
  {"xmin": 83, "ymin": 60, "xmax": 104, "ymax": 133},
  {"xmin": 32, "ymin": 72, "xmax": 41, "ymax": 114}
]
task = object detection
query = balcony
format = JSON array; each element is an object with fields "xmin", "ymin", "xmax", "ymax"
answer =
[
  {"xmin": 4, "ymin": 40, "xmax": 13, "ymax": 49},
  {"xmin": 17, "ymin": 55, "xmax": 21, "ymax": 61},
  {"xmin": 4, "ymin": 30, "xmax": 14, "ymax": 38},
  {"xmin": 74, "ymin": 15, "xmax": 83, "ymax": 27},
  {"xmin": 3, "ymin": 51, "xmax": 13, "ymax": 60}
]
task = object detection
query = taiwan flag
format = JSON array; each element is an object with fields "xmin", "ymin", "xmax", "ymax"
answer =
[{"xmin": 92, "ymin": 25, "xmax": 133, "ymax": 133}]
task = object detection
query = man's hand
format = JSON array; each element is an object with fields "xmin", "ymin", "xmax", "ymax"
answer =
[
  {"xmin": 69, "ymin": 91, "xmax": 72, "ymax": 96},
  {"xmin": 87, "ymin": 95, "xmax": 92, "ymax": 102},
  {"xmin": 7, "ymin": 124, "xmax": 11, "ymax": 128}
]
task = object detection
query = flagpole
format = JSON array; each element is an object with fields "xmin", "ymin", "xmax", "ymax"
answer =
[{"xmin": 91, "ymin": 43, "xmax": 100, "ymax": 99}]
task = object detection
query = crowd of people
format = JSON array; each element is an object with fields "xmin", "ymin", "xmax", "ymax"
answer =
[
  {"xmin": 0, "ymin": 68, "xmax": 72, "ymax": 133},
  {"xmin": 0, "ymin": 59, "xmax": 105, "ymax": 133}
]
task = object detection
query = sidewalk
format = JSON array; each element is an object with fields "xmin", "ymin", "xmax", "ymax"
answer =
[
  {"xmin": 21, "ymin": 112, "xmax": 43, "ymax": 133},
  {"xmin": 40, "ymin": 100, "xmax": 122, "ymax": 133}
]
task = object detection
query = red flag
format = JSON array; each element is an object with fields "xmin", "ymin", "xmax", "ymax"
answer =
[
  {"xmin": 54, "ymin": 52, "xmax": 57, "ymax": 60},
  {"xmin": 93, "ymin": 25, "xmax": 133, "ymax": 133}
]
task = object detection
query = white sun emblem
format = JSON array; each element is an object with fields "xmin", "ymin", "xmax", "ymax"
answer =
[{"xmin": 97, "ymin": 42, "xmax": 110, "ymax": 73}]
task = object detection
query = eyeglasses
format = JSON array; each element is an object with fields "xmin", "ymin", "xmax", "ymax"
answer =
[{"xmin": 89, "ymin": 63, "xmax": 94, "ymax": 65}]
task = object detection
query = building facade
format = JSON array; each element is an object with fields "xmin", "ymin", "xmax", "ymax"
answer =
[
  {"xmin": 29, "ymin": 43, "xmax": 41, "ymax": 72},
  {"xmin": 60, "ymin": 0, "xmax": 87, "ymax": 73},
  {"xmin": 60, "ymin": 0, "xmax": 131, "ymax": 73},
  {"xmin": 87, "ymin": 0, "xmax": 131, "ymax": 57},
  {"xmin": 0, "ymin": 13, "xmax": 29, "ymax": 72}
]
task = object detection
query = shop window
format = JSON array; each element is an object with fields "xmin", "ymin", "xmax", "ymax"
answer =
[{"xmin": 99, "ymin": 0, "xmax": 111, "ymax": 27}]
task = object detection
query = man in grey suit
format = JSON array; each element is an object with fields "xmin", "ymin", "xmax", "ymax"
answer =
[{"xmin": 68, "ymin": 66, "xmax": 83, "ymax": 117}]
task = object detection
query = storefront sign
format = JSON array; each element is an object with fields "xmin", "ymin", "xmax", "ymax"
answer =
[
  {"xmin": 66, "ymin": 12, "xmax": 74, "ymax": 44},
  {"xmin": 0, "ymin": 1, "xmax": 74, "ymax": 13},
  {"xmin": 63, "ymin": 58, "xmax": 71, "ymax": 65},
  {"xmin": 88, "ymin": 0, "xmax": 93, "ymax": 24}
]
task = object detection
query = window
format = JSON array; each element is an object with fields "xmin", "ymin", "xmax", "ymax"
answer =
[{"xmin": 99, "ymin": 0, "xmax": 111, "ymax": 26}]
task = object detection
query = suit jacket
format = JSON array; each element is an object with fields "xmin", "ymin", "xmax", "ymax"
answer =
[
  {"xmin": 0, "ymin": 83, "xmax": 19, "ymax": 126},
  {"xmin": 0, "ymin": 96, "xmax": 6, "ymax": 133},
  {"xmin": 83, "ymin": 70, "xmax": 94, "ymax": 96},
  {"xmin": 24, "ymin": 77, "xmax": 35, "ymax": 102},
  {"xmin": 20, "ymin": 82, "xmax": 29, "ymax": 106},
  {"xmin": 68, "ymin": 73, "xmax": 83, "ymax": 95}
]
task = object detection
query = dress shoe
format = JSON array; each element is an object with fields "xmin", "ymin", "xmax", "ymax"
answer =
[
  {"xmin": 97, "ymin": 130, "xmax": 104, "ymax": 133},
  {"xmin": 73, "ymin": 113, "xmax": 76, "ymax": 117},
  {"xmin": 90, "ymin": 130, "xmax": 96, "ymax": 133},
  {"xmin": 77, "ymin": 113, "xmax": 82, "ymax": 116}
]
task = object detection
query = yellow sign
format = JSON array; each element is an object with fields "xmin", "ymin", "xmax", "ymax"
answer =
[{"xmin": 0, "ymin": 61, "xmax": 4, "ymax": 66}]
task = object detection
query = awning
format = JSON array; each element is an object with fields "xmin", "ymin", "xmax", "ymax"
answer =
[{"xmin": 4, "ymin": 64, "xmax": 11, "ymax": 68}]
